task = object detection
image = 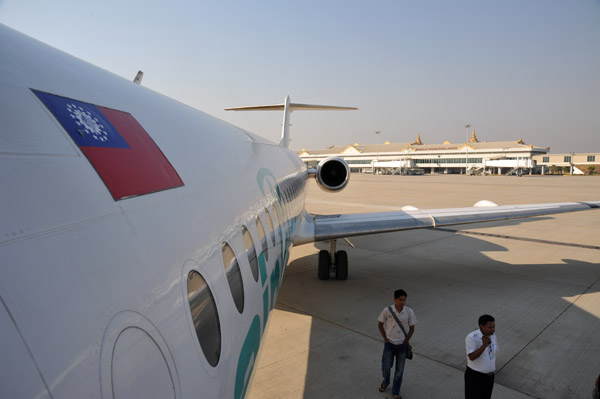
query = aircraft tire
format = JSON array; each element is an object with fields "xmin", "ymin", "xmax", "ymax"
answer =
[
  {"xmin": 335, "ymin": 250, "xmax": 348, "ymax": 280},
  {"xmin": 318, "ymin": 250, "xmax": 330, "ymax": 280}
]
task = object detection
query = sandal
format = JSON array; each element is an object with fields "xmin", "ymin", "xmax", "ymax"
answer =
[{"xmin": 378, "ymin": 384, "xmax": 387, "ymax": 392}]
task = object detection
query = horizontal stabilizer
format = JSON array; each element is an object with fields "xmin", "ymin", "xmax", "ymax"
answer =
[
  {"xmin": 225, "ymin": 103, "xmax": 357, "ymax": 112},
  {"xmin": 225, "ymin": 96, "xmax": 357, "ymax": 149}
]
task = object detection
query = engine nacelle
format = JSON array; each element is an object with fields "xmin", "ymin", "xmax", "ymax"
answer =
[{"xmin": 310, "ymin": 156, "xmax": 350, "ymax": 192}]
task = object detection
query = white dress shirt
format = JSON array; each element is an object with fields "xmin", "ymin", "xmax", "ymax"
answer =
[{"xmin": 466, "ymin": 329, "xmax": 498, "ymax": 374}]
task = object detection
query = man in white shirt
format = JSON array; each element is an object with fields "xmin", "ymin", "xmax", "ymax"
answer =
[
  {"xmin": 377, "ymin": 289, "xmax": 417, "ymax": 399},
  {"xmin": 465, "ymin": 314, "xmax": 498, "ymax": 399}
]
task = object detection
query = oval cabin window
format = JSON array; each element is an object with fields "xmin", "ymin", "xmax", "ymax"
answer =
[
  {"xmin": 222, "ymin": 242, "xmax": 245, "ymax": 313},
  {"xmin": 242, "ymin": 226, "xmax": 259, "ymax": 282},
  {"xmin": 264, "ymin": 207, "xmax": 276, "ymax": 246},
  {"xmin": 187, "ymin": 271, "xmax": 221, "ymax": 367},
  {"xmin": 256, "ymin": 216, "xmax": 269, "ymax": 262},
  {"xmin": 272, "ymin": 203, "xmax": 281, "ymax": 227}
]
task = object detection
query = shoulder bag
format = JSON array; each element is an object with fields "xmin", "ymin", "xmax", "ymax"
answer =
[{"xmin": 388, "ymin": 306, "xmax": 414, "ymax": 360}]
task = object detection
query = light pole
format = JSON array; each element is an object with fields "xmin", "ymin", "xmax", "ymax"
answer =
[
  {"xmin": 375, "ymin": 130, "xmax": 381, "ymax": 162},
  {"xmin": 464, "ymin": 124, "xmax": 471, "ymax": 174}
]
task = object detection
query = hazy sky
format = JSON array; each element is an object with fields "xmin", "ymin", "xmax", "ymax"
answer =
[{"xmin": 1, "ymin": 1, "xmax": 599, "ymax": 153}]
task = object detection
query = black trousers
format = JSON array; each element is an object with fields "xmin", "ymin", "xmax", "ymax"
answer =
[{"xmin": 465, "ymin": 367, "xmax": 494, "ymax": 399}]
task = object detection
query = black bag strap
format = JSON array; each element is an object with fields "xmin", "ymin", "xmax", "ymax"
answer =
[{"xmin": 388, "ymin": 306, "xmax": 409, "ymax": 339}]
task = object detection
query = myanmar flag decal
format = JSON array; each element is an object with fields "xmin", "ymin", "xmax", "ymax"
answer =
[{"xmin": 34, "ymin": 90, "xmax": 184, "ymax": 200}]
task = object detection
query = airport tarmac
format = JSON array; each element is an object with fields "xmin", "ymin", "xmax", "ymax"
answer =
[{"xmin": 247, "ymin": 174, "xmax": 600, "ymax": 399}]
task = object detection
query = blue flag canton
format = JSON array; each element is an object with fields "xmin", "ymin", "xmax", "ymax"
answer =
[{"xmin": 33, "ymin": 90, "xmax": 129, "ymax": 149}]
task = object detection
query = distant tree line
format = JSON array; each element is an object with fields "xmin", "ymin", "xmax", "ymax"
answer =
[{"xmin": 547, "ymin": 165, "xmax": 598, "ymax": 175}]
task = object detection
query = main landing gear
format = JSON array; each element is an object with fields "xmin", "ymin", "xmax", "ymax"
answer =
[{"xmin": 317, "ymin": 240, "xmax": 348, "ymax": 280}]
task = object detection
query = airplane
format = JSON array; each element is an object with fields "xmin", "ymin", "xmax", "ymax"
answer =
[{"xmin": 0, "ymin": 23, "xmax": 598, "ymax": 399}]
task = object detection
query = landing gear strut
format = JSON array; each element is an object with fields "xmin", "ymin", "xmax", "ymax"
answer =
[{"xmin": 317, "ymin": 240, "xmax": 348, "ymax": 280}]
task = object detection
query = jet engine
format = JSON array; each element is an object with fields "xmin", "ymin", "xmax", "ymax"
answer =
[{"xmin": 310, "ymin": 156, "xmax": 350, "ymax": 192}]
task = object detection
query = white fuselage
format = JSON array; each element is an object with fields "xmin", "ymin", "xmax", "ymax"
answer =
[
  {"xmin": 4, "ymin": 22, "xmax": 600, "ymax": 399},
  {"xmin": 1, "ymin": 24, "xmax": 305, "ymax": 398}
]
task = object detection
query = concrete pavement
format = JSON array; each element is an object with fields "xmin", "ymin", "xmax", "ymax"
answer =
[{"xmin": 247, "ymin": 174, "xmax": 600, "ymax": 399}]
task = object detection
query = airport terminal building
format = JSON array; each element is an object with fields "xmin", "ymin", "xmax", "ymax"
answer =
[{"xmin": 298, "ymin": 131, "xmax": 600, "ymax": 176}]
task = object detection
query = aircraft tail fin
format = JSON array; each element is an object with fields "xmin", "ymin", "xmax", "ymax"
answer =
[{"xmin": 225, "ymin": 96, "xmax": 357, "ymax": 148}]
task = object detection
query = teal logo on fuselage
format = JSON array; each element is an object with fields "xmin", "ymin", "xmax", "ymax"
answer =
[{"xmin": 234, "ymin": 168, "xmax": 299, "ymax": 399}]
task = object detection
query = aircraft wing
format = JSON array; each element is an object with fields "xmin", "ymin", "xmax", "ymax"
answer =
[{"xmin": 293, "ymin": 201, "xmax": 600, "ymax": 244}]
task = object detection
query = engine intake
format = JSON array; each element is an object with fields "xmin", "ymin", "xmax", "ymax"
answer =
[{"xmin": 311, "ymin": 157, "xmax": 350, "ymax": 192}]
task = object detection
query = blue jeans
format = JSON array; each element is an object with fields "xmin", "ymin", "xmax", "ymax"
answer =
[{"xmin": 381, "ymin": 342, "xmax": 407, "ymax": 396}]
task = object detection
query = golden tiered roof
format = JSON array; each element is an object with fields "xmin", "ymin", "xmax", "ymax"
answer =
[
  {"xmin": 469, "ymin": 130, "xmax": 479, "ymax": 143},
  {"xmin": 412, "ymin": 133, "xmax": 424, "ymax": 145}
]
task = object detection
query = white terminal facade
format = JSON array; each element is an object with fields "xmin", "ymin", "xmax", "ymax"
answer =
[{"xmin": 298, "ymin": 131, "xmax": 600, "ymax": 176}]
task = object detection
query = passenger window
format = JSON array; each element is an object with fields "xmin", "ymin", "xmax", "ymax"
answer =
[
  {"xmin": 271, "ymin": 204, "xmax": 280, "ymax": 229},
  {"xmin": 264, "ymin": 208, "xmax": 276, "ymax": 245},
  {"xmin": 256, "ymin": 216, "xmax": 268, "ymax": 261},
  {"xmin": 242, "ymin": 226, "xmax": 259, "ymax": 282},
  {"xmin": 222, "ymin": 243, "xmax": 245, "ymax": 313},
  {"xmin": 187, "ymin": 271, "xmax": 221, "ymax": 367}
]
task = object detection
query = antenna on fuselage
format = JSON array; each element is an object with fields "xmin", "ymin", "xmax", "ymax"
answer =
[
  {"xmin": 133, "ymin": 70, "xmax": 144, "ymax": 85},
  {"xmin": 225, "ymin": 96, "xmax": 357, "ymax": 148}
]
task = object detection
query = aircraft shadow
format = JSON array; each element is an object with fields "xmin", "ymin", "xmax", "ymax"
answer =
[{"xmin": 262, "ymin": 223, "xmax": 600, "ymax": 399}]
